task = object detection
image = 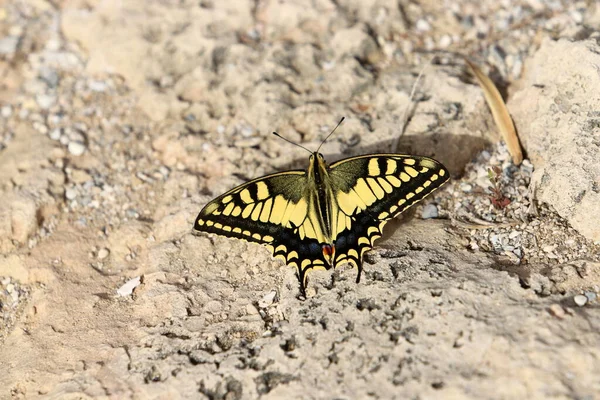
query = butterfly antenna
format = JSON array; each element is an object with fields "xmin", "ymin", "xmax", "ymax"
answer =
[
  {"xmin": 272, "ymin": 131, "xmax": 312, "ymax": 154},
  {"xmin": 316, "ymin": 117, "xmax": 345, "ymax": 153}
]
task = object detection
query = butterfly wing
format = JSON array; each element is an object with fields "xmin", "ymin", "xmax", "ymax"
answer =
[
  {"xmin": 194, "ymin": 170, "xmax": 331, "ymax": 290},
  {"xmin": 328, "ymin": 154, "xmax": 450, "ymax": 280}
]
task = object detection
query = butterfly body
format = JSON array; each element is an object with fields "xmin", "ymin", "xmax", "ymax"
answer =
[{"xmin": 194, "ymin": 151, "xmax": 449, "ymax": 295}]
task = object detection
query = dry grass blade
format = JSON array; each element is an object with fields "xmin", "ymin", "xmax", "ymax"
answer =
[
  {"xmin": 392, "ymin": 61, "xmax": 430, "ymax": 152},
  {"xmin": 465, "ymin": 58, "xmax": 523, "ymax": 165}
]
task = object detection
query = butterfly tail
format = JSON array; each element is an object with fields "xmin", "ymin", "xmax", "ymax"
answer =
[
  {"xmin": 355, "ymin": 260, "xmax": 363, "ymax": 284},
  {"xmin": 297, "ymin": 267, "xmax": 308, "ymax": 297}
]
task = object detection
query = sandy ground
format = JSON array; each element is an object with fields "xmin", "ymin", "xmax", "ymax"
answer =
[{"xmin": 1, "ymin": 0, "xmax": 600, "ymax": 399}]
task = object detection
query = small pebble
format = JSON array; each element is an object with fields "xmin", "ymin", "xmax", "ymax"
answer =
[
  {"xmin": 88, "ymin": 80, "xmax": 108, "ymax": 92},
  {"xmin": 258, "ymin": 290, "xmax": 277, "ymax": 308},
  {"xmin": 584, "ymin": 292, "xmax": 597, "ymax": 302},
  {"xmin": 548, "ymin": 304, "xmax": 566, "ymax": 319},
  {"xmin": 509, "ymin": 231, "xmax": 521, "ymax": 239},
  {"xmin": 1, "ymin": 105, "xmax": 12, "ymax": 118},
  {"xmin": 65, "ymin": 188, "xmax": 77, "ymax": 200},
  {"xmin": 36, "ymin": 94, "xmax": 56, "ymax": 110},
  {"xmin": 116, "ymin": 276, "xmax": 141, "ymax": 297},
  {"xmin": 0, "ymin": 36, "xmax": 19, "ymax": 56},
  {"xmin": 49, "ymin": 128, "xmax": 62, "ymax": 140},
  {"xmin": 438, "ymin": 35, "xmax": 452, "ymax": 48},
  {"xmin": 460, "ymin": 183, "xmax": 473, "ymax": 192},
  {"xmin": 573, "ymin": 295, "xmax": 588, "ymax": 307},
  {"xmin": 416, "ymin": 19, "xmax": 430, "ymax": 31},
  {"xmin": 97, "ymin": 248, "xmax": 110, "ymax": 260},
  {"xmin": 33, "ymin": 122, "xmax": 48, "ymax": 134},
  {"xmin": 39, "ymin": 67, "xmax": 59, "ymax": 88},
  {"xmin": 239, "ymin": 125, "xmax": 254, "ymax": 137},
  {"xmin": 421, "ymin": 203, "xmax": 439, "ymax": 219},
  {"xmin": 68, "ymin": 141, "xmax": 86, "ymax": 156}
]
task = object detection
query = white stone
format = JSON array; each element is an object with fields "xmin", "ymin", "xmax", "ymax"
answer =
[
  {"xmin": 573, "ymin": 295, "xmax": 587, "ymax": 307},
  {"xmin": 49, "ymin": 128, "xmax": 62, "ymax": 141},
  {"xmin": 65, "ymin": 188, "xmax": 77, "ymax": 200},
  {"xmin": 36, "ymin": 94, "xmax": 56, "ymax": 110},
  {"xmin": 68, "ymin": 141, "xmax": 86, "ymax": 156},
  {"xmin": 97, "ymin": 248, "xmax": 110, "ymax": 260},
  {"xmin": 421, "ymin": 203, "xmax": 439, "ymax": 219},
  {"xmin": 116, "ymin": 276, "xmax": 141, "ymax": 297},
  {"xmin": 416, "ymin": 19, "xmax": 430, "ymax": 32}
]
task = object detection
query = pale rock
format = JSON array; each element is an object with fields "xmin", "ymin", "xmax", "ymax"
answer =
[
  {"xmin": 116, "ymin": 276, "xmax": 141, "ymax": 297},
  {"xmin": 510, "ymin": 38, "xmax": 600, "ymax": 242},
  {"xmin": 68, "ymin": 141, "xmax": 86, "ymax": 156},
  {"xmin": 0, "ymin": 254, "xmax": 30, "ymax": 283},
  {"xmin": 0, "ymin": 193, "xmax": 38, "ymax": 248},
  {"xmin": 573, "ymin": 295, "xmax": 588, "ymax": 307}
]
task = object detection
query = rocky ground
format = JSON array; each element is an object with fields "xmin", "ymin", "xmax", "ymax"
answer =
[{"xmin": 1, "ymin": 0, "xmax": 599, "ymax": 399}]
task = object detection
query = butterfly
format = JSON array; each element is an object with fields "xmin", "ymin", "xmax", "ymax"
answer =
[{"xmin": 194, "ymin": 120, "xmax": 449, "ymax": 295}]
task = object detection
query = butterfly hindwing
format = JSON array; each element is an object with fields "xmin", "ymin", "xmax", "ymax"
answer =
[
  {"xmin": 194, "ymin": 171, "xmax": 331, "ymax": 284},
  {"xmin": 328, "ymin": 154, "xmax": 449, "ymax": 279}
]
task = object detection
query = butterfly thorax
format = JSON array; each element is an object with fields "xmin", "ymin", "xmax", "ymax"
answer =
[{"xmin": 307, "ymin": 152, "xmax": 336, "ymax": 265}]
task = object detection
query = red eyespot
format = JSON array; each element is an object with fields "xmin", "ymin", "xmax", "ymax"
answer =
[{"xmin": 322, "ymin": 244, "xmax": 335, "ymax": 257}]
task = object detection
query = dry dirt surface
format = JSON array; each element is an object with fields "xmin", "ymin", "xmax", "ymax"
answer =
[{"xmin": 1, "ymin": 1, "xmax": 600, "ymax": 399}]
